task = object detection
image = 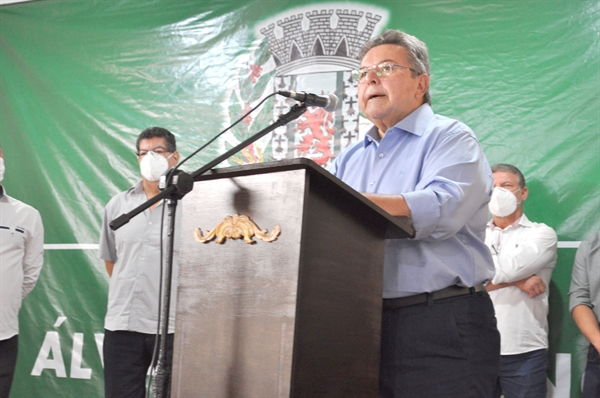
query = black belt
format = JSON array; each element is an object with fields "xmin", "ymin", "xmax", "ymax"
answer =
[{"xmin": 383, "ymin": 284, "xmax": 486, "ymax": 310}]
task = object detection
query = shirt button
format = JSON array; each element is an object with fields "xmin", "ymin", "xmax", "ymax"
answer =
[
  {"xmin": 370, "ymin": 180, "xmax": 375, "ymax": 185},
  {"xmin": 379, "ymin": 153, "xmax": 384, "ymax": 158}
]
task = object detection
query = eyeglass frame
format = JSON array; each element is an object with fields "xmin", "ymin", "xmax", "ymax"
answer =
[
  {"xmin": 135, "ymin": 146, "xmax": 173, "ymax": 158},
  {"xmin": 351, "ymin": 62, "xmax": 418, "ymax": 83}
]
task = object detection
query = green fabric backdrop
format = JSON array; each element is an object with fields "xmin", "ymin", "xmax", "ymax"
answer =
[{"xmin": 0, "ymin": 0, "xmax": 598, "ymax": 396}]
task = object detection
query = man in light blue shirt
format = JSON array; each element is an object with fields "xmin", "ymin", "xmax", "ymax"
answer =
[{"xmin": 329, "ymin": 29, "xmax": 500, "ymax": 397}]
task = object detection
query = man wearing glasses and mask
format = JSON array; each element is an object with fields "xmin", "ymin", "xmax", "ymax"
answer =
[
  {"xmin": 99, "ymin": 127, "xmax": 181, "ymax": 398},
  {"xmin": 485, "ymin": 163, "xmax": 557, "ymax": 398},
  {"xmin": 328, "ymin": 30, "xmax": 500, "ymax": 396}
]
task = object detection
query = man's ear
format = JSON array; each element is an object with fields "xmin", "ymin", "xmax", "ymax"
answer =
[
  {"xmin": 521, "ymin": 186, "xmax": 529, "ymax": 201},
  {"xmin": 416, "ymin": 74, "xmax": 430, "ymax": 99}
]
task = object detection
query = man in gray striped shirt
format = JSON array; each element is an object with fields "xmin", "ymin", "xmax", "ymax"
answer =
[
  {"xmin": 99, "ymin": 127, "xmax": 181, "ymax": 398},
  {"xmin": 569, "ymin": 230, "xmax": 600, "ymax": 398}
]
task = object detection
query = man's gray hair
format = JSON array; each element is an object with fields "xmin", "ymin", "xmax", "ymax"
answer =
[
  {"xmin": 358, "ymin": 29, "xmax": 431, "ymax": 105},
  {"xmin": 491, "ymin": 163, "xmax": 527, "ymax": 189}
]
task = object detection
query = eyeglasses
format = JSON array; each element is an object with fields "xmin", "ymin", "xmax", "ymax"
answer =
[
  {"xmin": 351, "ymin": 62, "xmax": 417, "ymax": 83},
  {"xmin": 136, "ymin": 146, "xmax": 172, "ymax": 157}
]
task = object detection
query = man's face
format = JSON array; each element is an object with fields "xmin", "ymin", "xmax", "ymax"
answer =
[
  {"xmin": 493, "ymin": 171, "xmax": 528, "ymax": 204},
  {"xmin": 137, "ymin": 137, "xmax": 179, "ymax": 169},
  {"xmin": 358, "ymin": 44, "xmax": 429, "ymax": 132}
]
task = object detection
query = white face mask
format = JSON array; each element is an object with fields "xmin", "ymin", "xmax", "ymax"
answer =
[
  {"xmin": 139, "ymin": 151, "xmax": 171, "ymax": 182},
  {"xmin": 488, "ymin": 187, "xmax": 520, "ymax": 217},
  {"xmin": 0, "ymin": 157, "xmax": 5, "ymax": 182}
]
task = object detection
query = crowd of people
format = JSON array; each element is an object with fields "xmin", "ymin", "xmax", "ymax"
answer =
[{"xmin": 0, "ymin": 29, "xmax": 598, "ymax": 398}]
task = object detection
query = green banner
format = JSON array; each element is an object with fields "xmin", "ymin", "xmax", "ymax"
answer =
[{"xmin": 1, "ymin": 0, "xmax": 598, "ymax": 396}]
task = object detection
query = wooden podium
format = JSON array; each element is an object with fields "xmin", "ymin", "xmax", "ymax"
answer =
[{"xmin": 171, "ymin": 158, "xmax": 412, "ymax": 397}]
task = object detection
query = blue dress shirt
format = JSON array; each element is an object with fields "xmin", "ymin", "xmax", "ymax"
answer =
[{"xmin": 329, "ymin": 104, "xmax": 495, "ymax": 298}]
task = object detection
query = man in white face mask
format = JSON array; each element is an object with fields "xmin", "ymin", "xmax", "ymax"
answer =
[
  {"xmin": 98, "ymin": 127, "xmax": 180, "ymax": 398},
  {"xmin": 0, "ymin": 145, "xmax": 44, "ymax": 398},
  {"xmin": 485, "ymin": 163, "xmax": 557, "ymax": 398}
]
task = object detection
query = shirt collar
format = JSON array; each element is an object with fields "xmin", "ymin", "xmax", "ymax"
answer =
[
  {"xmin": 128, "ymin": 180, "xmax": 166, "ymax": 211},
  {"xmin": 363, "ymin": 126, "xmax": 381, "ymax": 146},
  {"xmin": 125, "ymin": 180, "xmax": 145, "ymax": 196},
  {"xmin": 362, "ymin": 103, "xmax": 434, "ymax": 148},
  {"xmin": 133, "ymin": 180, "xmax": 145, "ymax": 194},
  {"xmin": 390, "ymin": 103, "xmax": 434, "ymax": 137},
  {"xmin": 517, "ymin": 213, "xmax": 533, "ymax": 227},
  {"xmin": 487, "ymin": 213, "xmax": 532, "ymax": 230}
]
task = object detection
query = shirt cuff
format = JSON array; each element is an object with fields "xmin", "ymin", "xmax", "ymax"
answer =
[{"xmin": 402, "ymin": 190, "xmax": 440, "ymax": 239}]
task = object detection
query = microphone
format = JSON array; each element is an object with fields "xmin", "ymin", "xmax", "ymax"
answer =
[{"xmin": 277, "ymin": 90, "xmax": 339, "ymax": 113}]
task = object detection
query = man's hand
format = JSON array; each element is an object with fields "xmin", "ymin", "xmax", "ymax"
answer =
[
  {"xmin": 105, "ymin": 260, "xmax": 114, "ymax": 277},
  {"xmin": 515, "ymin": 275, "xmax": 546, "ymax": 298}
]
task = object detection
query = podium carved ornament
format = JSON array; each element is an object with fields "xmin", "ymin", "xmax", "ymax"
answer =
[{"xmin": 194, "ymin": 214, "xmax": 281, "ymax": 244}]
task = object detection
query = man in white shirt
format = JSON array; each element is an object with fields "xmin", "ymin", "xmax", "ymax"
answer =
[
  {"xmin": 485, "ymin": 163, "xmax": 557, "ymax": 398},
  {"xmin": 0, "ymin": 146, "xmax": 44, "ymax": 398},
  {"xmin": 99, "ymin": 127, "xmax": 181, "ymax": 398}
]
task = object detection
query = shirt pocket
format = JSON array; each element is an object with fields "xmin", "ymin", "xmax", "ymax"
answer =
[{"xmin": 0, "ymin": 226, "xmax": 26, "ymax": 252}]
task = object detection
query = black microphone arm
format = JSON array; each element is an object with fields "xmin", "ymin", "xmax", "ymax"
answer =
[{"xmin": 277, "ymin": 90, "xmax": 339, "ymax": 113}]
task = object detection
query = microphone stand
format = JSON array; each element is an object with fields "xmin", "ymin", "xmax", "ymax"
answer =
[{"xmin": 109, "ymin": 103, "xmax": 308, "ymax": 398}]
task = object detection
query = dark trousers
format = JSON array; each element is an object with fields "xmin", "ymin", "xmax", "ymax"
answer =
[
  {"xmin": 583, "ymin": 343, "xmax": 600, "ymax": 398},
  {"xmin": 103, "ymin": 330, "xmax": 174, "ymax": 398},
  {"xmin": 379, "ymin": 291, "xmax": 500, "ymax": 398},
  {"xmin": 494, "ymin": 348, "xmax": 548, "ymax": 398},
  {"xmin": 0, "ymin": 336, "xmax": 18, "ymax": 398}
]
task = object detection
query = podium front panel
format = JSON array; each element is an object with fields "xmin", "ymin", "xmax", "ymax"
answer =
[
  {"xmin": 172, "ymin": 165, "xmax": 385, "ymax": 397},
  {"xmin": 173, "ymin": 170, "xmax": 305, "ymax": 397}
]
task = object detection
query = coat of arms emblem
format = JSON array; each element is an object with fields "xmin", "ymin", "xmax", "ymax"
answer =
[{"xmin": 225, "ymin": 4, "xmax": 387, "ymax": 168}]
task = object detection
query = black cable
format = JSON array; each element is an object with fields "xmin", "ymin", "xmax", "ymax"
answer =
[{"xmin": 145, "ymin": 201, "xmax": 167, "ymax": 398}]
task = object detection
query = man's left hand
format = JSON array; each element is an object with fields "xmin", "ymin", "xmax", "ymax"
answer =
[{"xmin": 515, "ymin": 275, "xmax": 546, "ymax": 298}]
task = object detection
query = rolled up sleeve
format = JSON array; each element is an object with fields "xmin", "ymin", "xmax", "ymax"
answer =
[{"xmin": 404, "ymin": 131, "xmax": 492, "ymax": 241}]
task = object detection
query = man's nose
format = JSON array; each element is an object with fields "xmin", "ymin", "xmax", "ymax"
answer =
[{"xmin": 365, "ymin": 68, "xmax": 380, "ymax": 83}]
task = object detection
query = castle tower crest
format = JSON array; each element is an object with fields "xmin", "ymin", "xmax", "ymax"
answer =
[{"xmin": 260, "ymin": 8, "xmax": 382, "ymax": 75}]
